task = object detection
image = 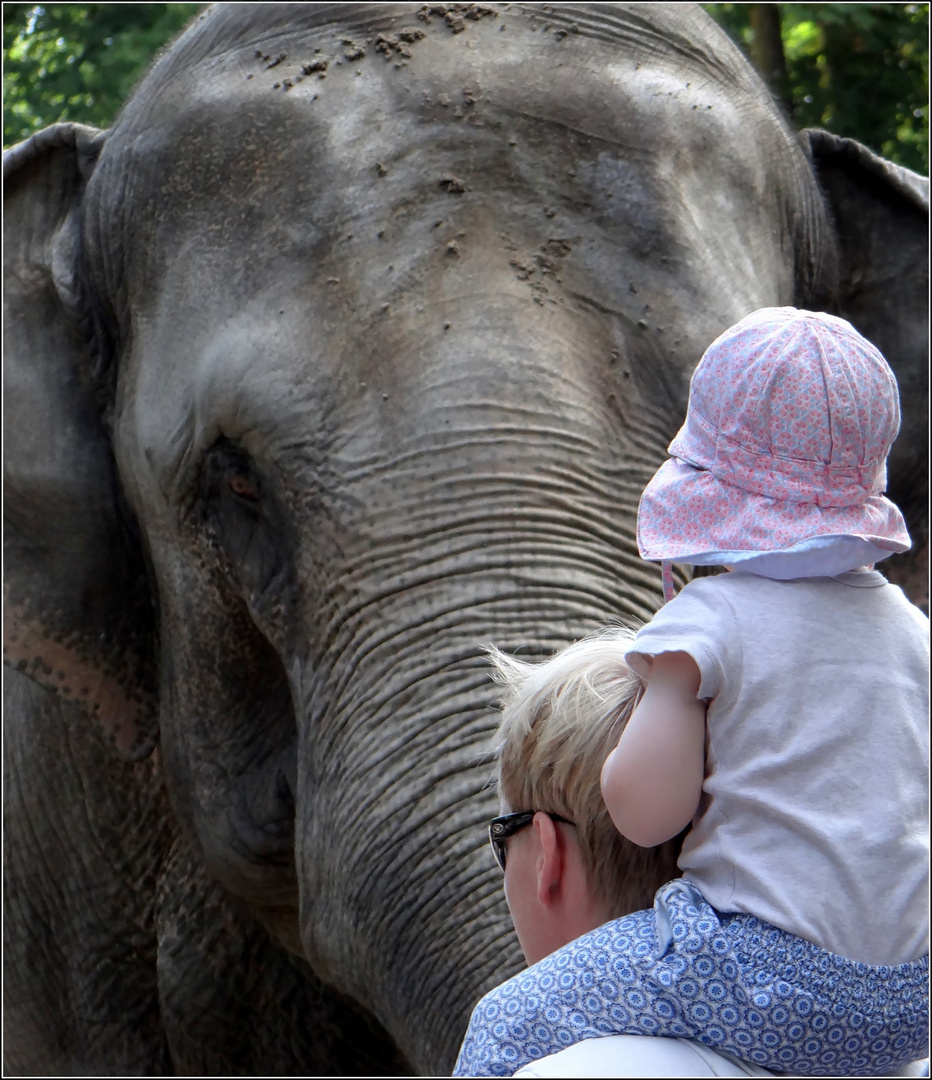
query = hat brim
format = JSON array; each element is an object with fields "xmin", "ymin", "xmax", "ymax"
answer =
[{"xmin": 637, "ymin": 458, "xmax": 911, "ymax": 563}]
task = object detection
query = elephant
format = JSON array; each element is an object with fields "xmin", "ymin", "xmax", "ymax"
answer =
[
  {"xmin": 3, "ymin": 669, "xmax": 409, "ymax": 1075},
  {"xmin": 4, "ymin": 2, "xmax": 927, "ymax": 1075}
]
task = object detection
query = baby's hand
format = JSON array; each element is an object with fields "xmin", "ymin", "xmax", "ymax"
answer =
[{"xmin": 600, "ymin": 651, "xmax": 705, "ymax": 847}]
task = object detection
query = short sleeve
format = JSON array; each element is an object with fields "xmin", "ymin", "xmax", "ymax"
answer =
[{"xmin": 623, "ymin": 578, "xmax": 734, "ymax": 701}]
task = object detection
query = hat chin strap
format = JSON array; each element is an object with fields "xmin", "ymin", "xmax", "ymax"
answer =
[{"xmin": 661, "ymin": 560, "xmax": 677, "ymax": 604}]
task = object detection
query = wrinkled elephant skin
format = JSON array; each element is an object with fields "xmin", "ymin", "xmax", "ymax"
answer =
[
  {"xmin": 3, "ymin": 670, "xmax": 407, "ymax": 1076},
  {"xmin": 4, "ymin": 3, "xmax": 928, "ymax": 1075}
]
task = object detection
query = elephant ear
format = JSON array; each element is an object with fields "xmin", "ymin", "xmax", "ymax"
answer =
[
  {"xmin": 802, "ymin": 128, "xmax": 929, "ymax": 548},
  {"xmin": 3, "ymin": 123, "xmax": 159, "ymax": 761}
]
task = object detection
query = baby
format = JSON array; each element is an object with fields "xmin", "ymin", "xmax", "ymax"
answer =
[{"xmin": 456, "ymin": 308, "xmax": 929, "ymax": 1077}]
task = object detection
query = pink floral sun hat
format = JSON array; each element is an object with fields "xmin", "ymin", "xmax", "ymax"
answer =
[{"xmin": 637, "ymin": 307, "xmax": 910, "ymax": 596}]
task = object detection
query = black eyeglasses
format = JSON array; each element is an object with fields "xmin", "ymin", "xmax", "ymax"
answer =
[{"xmin": 488, "ymin": 809, "xmax": 574, "ymax": 872}]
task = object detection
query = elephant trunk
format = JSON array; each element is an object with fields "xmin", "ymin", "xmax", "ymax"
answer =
[{"xmin": 289, "ymin": 368, "xmax": 667, "ymax": 1069}]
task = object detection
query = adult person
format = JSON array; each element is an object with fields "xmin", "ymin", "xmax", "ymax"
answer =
[{"xmin": 456, "ymin": 627, "xmax": 929, "ymax": 1078}]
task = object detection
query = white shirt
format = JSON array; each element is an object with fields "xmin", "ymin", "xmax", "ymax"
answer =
[
  {"xmin": 514, "ymin": 1035, "xmax": 929, "ymax": 1078},
  {"xmin": 625, "ymin": 570, "xmax": 929, "ymax": 965}
]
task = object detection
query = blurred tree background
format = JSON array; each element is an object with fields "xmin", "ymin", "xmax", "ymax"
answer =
[
  {"xmin": 3, "ymin": 3, "xmax": 204, "ymax": 145},
  {"xmin": 3, "ymin": 2, "xmax": 929, "ymax": 172},
  {"xmin": 704, "ymin": 3, "xmax": 928, "ymax": 172}
]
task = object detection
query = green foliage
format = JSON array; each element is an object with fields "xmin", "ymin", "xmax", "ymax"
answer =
[
  {"xmin": 704, "ymin": 3, "xmax": 929, "ymax": 173},
  {"xmin": 3, "ymin": 3, "xmax": 204, "ymax": 147}
]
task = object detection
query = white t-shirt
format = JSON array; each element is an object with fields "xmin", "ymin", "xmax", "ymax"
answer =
[
  {"xmin": 513, "ymin": 1034, "xmax": 773, "ymax": 1076},
  {"xmin": 625, "ymin": 570, "xmax": 929, "ymax": 965},
  {"xmin": 513, "ymin": 1036, "xmax": 930, "ymax": 1078}
]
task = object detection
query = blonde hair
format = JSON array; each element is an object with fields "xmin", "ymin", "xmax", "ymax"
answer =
[{"xmin": 489, "ymin": 626, "xmax": 682, "ymax": 918}]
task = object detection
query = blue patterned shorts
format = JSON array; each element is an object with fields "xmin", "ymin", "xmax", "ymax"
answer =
[{"xmin": 454, "ymin": 880, "xmax": 929, "ymax": 1077}]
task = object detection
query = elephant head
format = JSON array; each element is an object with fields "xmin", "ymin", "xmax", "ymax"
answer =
[{"xmin": 4, "ymin": 3, "xmax": 927, "ymax": 1073}]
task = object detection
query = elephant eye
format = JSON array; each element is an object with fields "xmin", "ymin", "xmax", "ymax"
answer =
[
  {"xmin": 198, "ymin": 438, "xmax": 265, "ymax": 512},
  {"xmin": 228, "ymin": 473, "xmax": 260, "ymax": 502}
]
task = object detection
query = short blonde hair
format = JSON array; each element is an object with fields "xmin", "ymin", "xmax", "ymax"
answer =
[{"xmin": 489, "ymin": 626, "xmax": 682, "ymax": 918}]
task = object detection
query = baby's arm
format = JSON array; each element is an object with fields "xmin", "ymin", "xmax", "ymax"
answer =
[{"xmin": 600, "ymin": 651, "xmax": 706, "ymax": 848}]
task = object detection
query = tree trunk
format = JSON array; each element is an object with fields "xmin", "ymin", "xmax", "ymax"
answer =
[{"xmin": 749, "ymin": 4, "xmax": 790, "ymax": 111}]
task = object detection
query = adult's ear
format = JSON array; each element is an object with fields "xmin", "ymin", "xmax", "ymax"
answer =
[
  {"xmin": 3, "ymin": 123, "xmax": 159, "ymax": 761},
  {"xmin": 802, "ymin": 129, "xmax": 928, "ymax": 563},
  {"xmin": 533, "ymin": 813, "xmax": 564, "ymax": 906}
]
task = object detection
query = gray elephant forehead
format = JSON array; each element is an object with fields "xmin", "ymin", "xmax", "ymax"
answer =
[
  {"xmin": 144, "ymin": 2, "xmax": 754, "ymax": 88},
  {"xmin": 92, "ymin": 0, "xmax": 807, "ymax": 501},
  {"xmin": 108, "ymin": 1, "xmax": 770, "ymax": 171},
  {"xmin": 92, "ymin": 4, "xmax": 766, "ymax": 253}
]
